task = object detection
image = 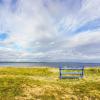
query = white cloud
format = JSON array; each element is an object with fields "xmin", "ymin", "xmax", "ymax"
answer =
[{"xmin": 0, "ymin": 0, "xmax": 100, "ymax": 62}]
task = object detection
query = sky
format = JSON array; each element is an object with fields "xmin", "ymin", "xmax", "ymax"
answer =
[{"xmin": 0, "ymin": 0, "xmax": 100, "ymax": 62}]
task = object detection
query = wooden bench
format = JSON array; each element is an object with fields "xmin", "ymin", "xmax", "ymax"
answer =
[{"xmin": 59, "ymin": 66, "xmax": 84, "ymax": 79}]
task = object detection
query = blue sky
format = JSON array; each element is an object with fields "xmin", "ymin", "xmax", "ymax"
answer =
[{"xmin": 0, "ymin": 0, "xmax": 100, "ymax": 62}]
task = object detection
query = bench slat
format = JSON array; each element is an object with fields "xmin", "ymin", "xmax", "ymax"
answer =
[
  {"xmin": 61, "ymin": 76, "xmax": 82, "ymax": 79},
  {"xmin": 61, "ymin": 72, "xmax": 82, "ymax": 75},
  {"xmin": 60, "ymin": 68, "xmax": 83, "ymax": 70}
]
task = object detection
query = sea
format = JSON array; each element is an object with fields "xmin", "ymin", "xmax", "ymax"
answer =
[{"xmin": 0, "ymin": 62, "xmax": 100, "ymax": 68}]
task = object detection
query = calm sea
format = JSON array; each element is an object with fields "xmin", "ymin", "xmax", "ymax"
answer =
[{"xmin": 0, "ymin": 62, "xmax": 100, "ymax": 68}]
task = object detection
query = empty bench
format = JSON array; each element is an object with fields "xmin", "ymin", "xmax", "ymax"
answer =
[{"xmin": 59, "ymin": 66, "xmax": 84, "ymax": 79}]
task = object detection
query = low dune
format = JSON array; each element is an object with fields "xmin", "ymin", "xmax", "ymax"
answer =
[{"xmin": 0, "ymin": 67, "xmax": 100, "ymax": 100}]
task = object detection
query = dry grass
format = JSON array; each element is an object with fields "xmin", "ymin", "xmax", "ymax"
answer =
[{"xmin": 0, "ymin": 67, "xmax": 99, "ymax": 100}]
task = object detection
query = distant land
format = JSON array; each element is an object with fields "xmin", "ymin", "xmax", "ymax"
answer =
[{"xmin": 0, "ymin": 62, "xmax": 100, "ymax": 67}]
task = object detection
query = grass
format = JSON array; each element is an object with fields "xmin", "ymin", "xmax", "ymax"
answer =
[{"xmin": 0, "ymin": 67, "xmax": 99, "ymax": 100}]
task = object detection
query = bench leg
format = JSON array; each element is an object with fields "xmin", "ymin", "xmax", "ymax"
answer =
[{"xmin": 59, "ymin": 68, "xmax": 62, "ymax": 79}]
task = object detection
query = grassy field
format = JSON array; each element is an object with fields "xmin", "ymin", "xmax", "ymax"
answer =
[{"xmin": 0, "ymin": 67, "xmax": 100, "ymax": 100}]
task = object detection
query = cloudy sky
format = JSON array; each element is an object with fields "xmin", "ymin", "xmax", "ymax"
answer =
[{"xmin": 0, "ymin": 0, "xmax": 100, "ymax": 62}]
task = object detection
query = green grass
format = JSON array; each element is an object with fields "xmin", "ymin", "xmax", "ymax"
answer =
[{"xmin": 0, "ymin": 67, "xmax": 100, "ymax": 100}]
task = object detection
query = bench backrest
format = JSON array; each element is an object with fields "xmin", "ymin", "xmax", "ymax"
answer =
[{"xmin": 59, "ymin": 66, "xmax": 84, "ymax": 79}]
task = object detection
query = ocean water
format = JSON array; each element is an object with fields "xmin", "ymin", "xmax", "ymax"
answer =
[{"xmin": 0, "ymin": 62, "xmax": 100, "ymax": 68}]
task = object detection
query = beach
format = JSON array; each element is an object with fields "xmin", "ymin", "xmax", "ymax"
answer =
[{"xmin": 0, "ymin": 67, "xmax": 99, "ymax": 100}]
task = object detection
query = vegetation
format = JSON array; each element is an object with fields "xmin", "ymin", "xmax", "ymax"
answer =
[{"xmin": 0, "ymin": 67, "xmax": 100, "ymax": 100}]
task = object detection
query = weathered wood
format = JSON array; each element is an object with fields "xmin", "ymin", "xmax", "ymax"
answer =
[
  {"xmin": 60, "ymin": 68, "xmax": 83, "ymax": 70},
  {"xmin": 61, "ymin": 72, "xmax": 82, "ymax": 75},
  {"xmin": 59, "ymin": 66, "xmax": 84, "ymax": 79},
  {"xmin": 61, "ymin": 76, "xmax": 82, "ymax": 79}
]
